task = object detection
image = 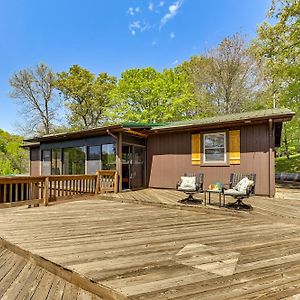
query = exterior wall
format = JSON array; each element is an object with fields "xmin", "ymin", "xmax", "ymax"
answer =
[
  {"xmin": 147, "ymin": 124, "xmax": 274, "ymax": 196},
  {"xmin": 30, "ymin": 147, "xmax": 41, "ymax": 176}
]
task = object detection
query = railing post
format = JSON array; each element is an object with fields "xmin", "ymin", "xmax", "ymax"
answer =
[
  {"xmin": 114, "ymin": 171, "xmax": 118, "ymax": 193},
  {"xmin": 43, "ymin": 177, "xmax": 49, "ymax": 206},
  {"xmin": 95, "ymin": 171, "xmax": 100, "ymax": 195}
]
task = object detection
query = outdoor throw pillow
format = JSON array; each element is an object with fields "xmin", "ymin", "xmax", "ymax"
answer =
[
  {"xmin": 234, "ymin": 177, "xmax": 254, "ymax": 193},
  {"xmin": 180, "ymin": 176, "xmax": 196, "ymax": 189}
]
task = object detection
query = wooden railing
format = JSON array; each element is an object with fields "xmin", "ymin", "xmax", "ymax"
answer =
[
  {"xmin": 0, "ymin": 176, "xmax": 46, "ymax": 208},
  {"xmin": 0, "ymin": 171, "xmax": 119, "ymax": 208},
  {"xmin": 95, "ymin": 170, "xmax": 118, "ymax": 194}
]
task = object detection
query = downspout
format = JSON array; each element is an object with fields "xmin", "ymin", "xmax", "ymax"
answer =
[
  {"xmin": 106, "ymin": 129, "xmax": 118, "ymax": 140},
  {"xmin": 269, "ymin": 119, "xmax": 274, "ymax": 197}
]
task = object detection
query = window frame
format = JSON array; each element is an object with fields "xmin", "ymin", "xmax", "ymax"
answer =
[{"xmin": 203, "ymin": 131, "xmax": 227, "ymax": 164}]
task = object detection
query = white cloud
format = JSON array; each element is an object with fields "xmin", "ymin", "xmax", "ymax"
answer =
[
  {"xmin": 129, "ymin": 20, "xmax": 149, "ymax": 34},
  {"xmin": 127, "ymin": 7, "xmax": 140, "ymax": 16},
  {"xmin": 170, "ymin": 32, "xmax": 175, "ymax": 38},
  {"xmin": 148, "ymin": 2, "xmax": 154, "ymax": 11},
  {"xmin": 172, "ymin": 59, "xmax": 179, "ymax": 65},
  {"xmin": 160, "ymin": 0, "xmax": 184, "ymax": 28},
  {"xmin": 159, "ymin": 1, "xmax": 165, "ymax": 7},
  {"xmin": 151, "ymin": 40, "xmax": 157, "ymax": 46}
]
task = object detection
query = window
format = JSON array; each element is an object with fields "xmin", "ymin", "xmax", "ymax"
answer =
[
  {"xmin": 87, "ymin": 146, "xmax": 101, "ymax": 174},
  {"xmin": 41, "ymin": 150, "xmax": 51, "ymax": 175},
  {"xmin": 101, "ymin": 144, "xmax": 116, "ymax": 170},
  {"xmin": 87, "ymin": 146, "xmax": 101, "ymax": 160},
  {"xmin": 63, "ymin": 147, "xmax": 85, "ymax": 174},
  {"xmin": 51, "ymin": 149, "xmax": 62, "ymax": 175},
  {"xmin": 203, "ymin": 132, "xmax": 226, "ymax": 163}
]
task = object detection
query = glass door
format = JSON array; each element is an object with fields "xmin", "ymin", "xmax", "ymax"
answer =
[{"xmin": 122, "ymin": 145, "xmax": 145, "ymax": 190}]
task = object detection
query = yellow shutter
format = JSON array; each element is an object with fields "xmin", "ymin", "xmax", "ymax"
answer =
[
  {"xmin": 191, "ymin": 134, "xmax": 201, "ymax": 165},
  {"xmin": 229, "ymin": 130, "xmax": 241, "ymax": 165}
]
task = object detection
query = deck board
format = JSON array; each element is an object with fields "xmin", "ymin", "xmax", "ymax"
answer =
[
  {"xmin": 0, "ymin": 188, "xmax": 300, "ymax": 299},
  {"xmin": 0, "ymin": 245, "xmax": 103, "ymax": 300}
]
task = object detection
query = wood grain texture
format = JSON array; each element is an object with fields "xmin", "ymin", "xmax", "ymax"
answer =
[
  {"xmin": 0, "ymin": 245, "xmax": 103, "ymax": 300},
  {"xmin": 0, "ymin": 189, "xmax": 300, "ymax": 299}
]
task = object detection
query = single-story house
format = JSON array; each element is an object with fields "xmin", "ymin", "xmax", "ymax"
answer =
[{"xmin": 24, "ymin": 108, "xmax": 294, "ymax": 197}]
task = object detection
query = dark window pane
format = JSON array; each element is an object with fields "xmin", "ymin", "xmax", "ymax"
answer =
[
  {"xmin": 51, "ymin": 149, "xmax": 61, "ymax": 175},
  {"xmin": 204, "ymin": 132, "xmax": 226, "ymax": 163},
  {"xmin": 87, "ymin": 146, "xmax": 101, "ymax": 160},
  {"xmin": 63, "ymin": 147, "xmax": 85, "ymax": 174},
  {"xmin": 42, "ymin": 150, "xmax": 51, "ymax": 175},
  {"xmin": 101, "ymin": 144, "xmax": 116, "ymax": 170}
]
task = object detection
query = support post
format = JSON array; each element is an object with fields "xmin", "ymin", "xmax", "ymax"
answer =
[
  {"xmin": 114, "ymin": 171, "xmax": 118, "ymax": 193},
  {"xmin": 43, "ymin": 177, "xmax": 49, "ymax": 206},
  {"xmin": 117, "ymin": 132, "xmax": 122, "ymax": 192},
  {"xmin": 95, "ymin": 171, "xmax": 100, "ymax": 195}
]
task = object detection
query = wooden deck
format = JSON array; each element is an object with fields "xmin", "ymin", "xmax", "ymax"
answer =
[
  {"xmin": 0, "ymin": 245, "xmax": 103, "ymax": 299},
  {"xmin": 0, "ymin": 188, "xmax": 300, "ymax": 299}
]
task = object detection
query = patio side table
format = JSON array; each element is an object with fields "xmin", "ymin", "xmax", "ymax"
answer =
[{"xmin": 204, "ymin": 190, "xmax": 225, "ymax": 207}]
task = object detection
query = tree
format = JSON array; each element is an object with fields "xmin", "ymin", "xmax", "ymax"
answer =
[
  {"xmin": 55, "ymin": 65, "xmax": 116, "ymax": 129},
  {"xmin": 254, "ymin": 0, "xmax": 300, "ymax": 156},
  {"xmin": 9, "ymin": 63, "xmax": 58, "ymax": 135},
  {"xmin": 109, "ymin": 67, "xmax": 196, "ymax": 123},
  {"xmin": 0, "ymin": 129, "xmax": 28, "ymax": 175},
  {"xmin": 184, "ymin": 34, "xmax": 266, "ymax": 115}
]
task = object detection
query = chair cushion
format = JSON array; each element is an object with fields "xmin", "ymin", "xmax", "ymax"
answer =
[
  {"xmin": 178, "ymin": 176, "xmax": 196, "ymax": 190},
  {"xmin": 234, "ymin": 177, "xmax": 254, "ymax": 193},
  {"xmin": 224, "ymin": 189, "xmax": 247, "ymax": 196}
]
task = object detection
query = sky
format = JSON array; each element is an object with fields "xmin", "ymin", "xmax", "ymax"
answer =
[{"xmin": 0, "ymin": 0, "xmax": 272, "ymax": 134}]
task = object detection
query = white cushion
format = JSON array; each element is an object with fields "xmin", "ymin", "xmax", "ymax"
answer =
[
  {"xmin": 179, "ymin": 176, "xmax": 196, "ymax": 190},
  {"xmin": 234, "ymin": 177, "xmax": 254, "ymax": 193},
  {"xmin": 224, "ymin": 188, "xmax": 246, "ymax": 195}
]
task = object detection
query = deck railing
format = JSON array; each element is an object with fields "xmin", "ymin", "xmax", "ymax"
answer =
[{"xmin": 0, "ymin": 171, "xmax": 118, "ymax": 208}]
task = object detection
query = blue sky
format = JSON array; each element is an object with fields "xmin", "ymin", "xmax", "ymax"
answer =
[{"xmin": 0, "ymin": 0, "xmax": 271, "ymax": 134}]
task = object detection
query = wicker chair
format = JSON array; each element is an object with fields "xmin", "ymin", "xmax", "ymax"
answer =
[
  {"xmin": 224, "ymin": 173, "xmax": 256, "ymax": 210},
  {"xmin": 176, "ymin": 173, "xmax": 204, "ymax": 204}
]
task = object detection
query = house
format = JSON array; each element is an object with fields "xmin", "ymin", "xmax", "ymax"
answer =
[{"xmin": 24, "ymin": 108, "xmax": 294, "ymax": 197}]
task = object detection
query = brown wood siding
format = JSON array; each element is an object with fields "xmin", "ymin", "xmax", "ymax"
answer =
[
  {"xmin": 30, "ymin": 147, "xmax": 41, "ymax": 176},
  {"xmin": 147, "ymin": 124, "xmax": 273, "ymax": 196}
]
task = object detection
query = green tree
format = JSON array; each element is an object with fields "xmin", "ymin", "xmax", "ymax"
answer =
[
  {"xmin": 110, "ymin": 67, "xmax": 196, "ymax": 123},
  {"xmin": 55, "ymin": 65, "xmax": 116, "ymax": 129},
  {"xmin": 254, "ymin": 0, "xmax": 300, "ymax": 156},
  {"xmin": 183, "ymin": 34, "xmax": 266, "ymax": 115},
  {"xmin": 9, "ymin": 63, "xmax": 58, "ymax": 135},
  {"xmin": 0, "ymin": 129, "xmax": 28, "ymax": 175}
]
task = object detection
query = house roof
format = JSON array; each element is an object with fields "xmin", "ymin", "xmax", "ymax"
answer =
[
  {"xmin": 24, "ymin": 108, "xmax": 294, "ymax": 145},
  {"xmin": 149, "ymin": 108, "xmax": 294, "ymax": 132}
]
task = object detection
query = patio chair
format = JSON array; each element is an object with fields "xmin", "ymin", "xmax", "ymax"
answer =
[
  {"xmin": 176, "ymin": 173, "xmax": 204, "ymax": 204},
  {"xmin": 224, "ymin": 173, "xmax": 256, "ymax": 210}
]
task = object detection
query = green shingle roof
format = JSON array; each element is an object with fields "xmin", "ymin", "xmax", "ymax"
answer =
[{"xmin": 150, "ymin": 108, "xmax": 294, "ymax": 131}]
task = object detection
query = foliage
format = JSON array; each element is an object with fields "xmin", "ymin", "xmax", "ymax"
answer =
[
  {"xmin": 276, "ymin": 153, "xmax": 300, "ymax": 173},
  {"xmin": 9, "ymin": 63, "xmax": 58, "ymax": 135},
  {"xmin": 0, "ymin": 129, "xmax": 28, "ymax": 175},
  {"xmin": 55, "ymin": 65, "xmax": 116, "ymax": 129},
  {"xmin": 254, "ymin": 0, "xmax": 300, "ymax": 156},
  {"xmin": 182, "ymin": 34, "xmax": 268, "ymax": 115},
  {"xmin": 109, "ymin": 67, "xmax": 196, "ymax": 123}
]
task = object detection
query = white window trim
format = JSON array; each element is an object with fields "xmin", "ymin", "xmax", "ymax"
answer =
[{"xmin": 203, "ymin": 132, "xmax": 227, "ymax": 164}]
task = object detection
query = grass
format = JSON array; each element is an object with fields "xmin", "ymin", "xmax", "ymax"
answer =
[{"xmin": 276, "ymin": 153, "xmax": 300, "ymax": 173}]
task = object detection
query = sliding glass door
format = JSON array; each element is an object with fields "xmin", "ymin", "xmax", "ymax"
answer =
[{"xmin": 122, "ymin": 145, "xmax": 145, "ymax": 190}]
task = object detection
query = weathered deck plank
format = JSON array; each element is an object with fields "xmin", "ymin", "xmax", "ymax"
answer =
[
  {"xmin": 0, "ymin": 246, "xmax": 103, "ymax": 300},
  {"xmin": 0, "ymin": 188, "xmax": 300, "ymax": 299}
]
